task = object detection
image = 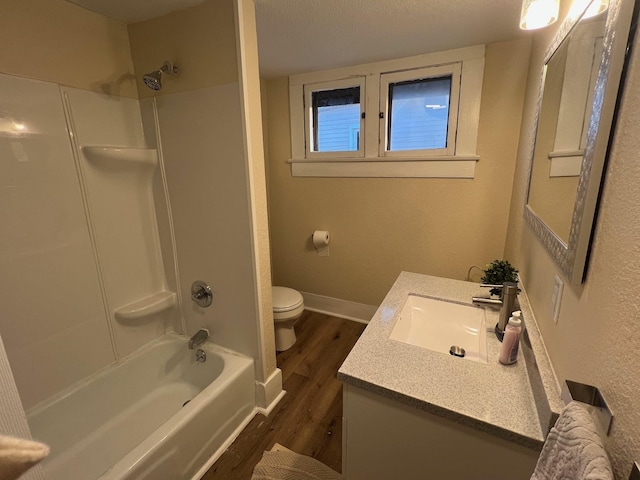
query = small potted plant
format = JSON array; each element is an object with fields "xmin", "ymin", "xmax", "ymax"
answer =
[{"xmin": 481, "ymin": 260, "xmax": 519, "ymax": 296}]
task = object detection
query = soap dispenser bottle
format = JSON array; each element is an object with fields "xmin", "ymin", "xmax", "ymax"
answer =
[{"xmin": 499, "ymin": 313, "xmax": 522, "ymax": 365}]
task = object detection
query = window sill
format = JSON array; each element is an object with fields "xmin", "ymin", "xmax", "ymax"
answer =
[{"xmin": 288, "ymin": 156, "xmax": 479, "ymax": 178}]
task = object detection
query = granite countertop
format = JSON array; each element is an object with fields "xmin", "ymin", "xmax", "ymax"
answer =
[{"xmin": 337, "ymin": 272, "xmax": 563, "ymax": 450}]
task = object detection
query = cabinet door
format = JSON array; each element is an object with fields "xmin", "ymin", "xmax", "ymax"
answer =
[{"xmin": 342, "ymin": 384, "xmax": 538, "ymax": 480}]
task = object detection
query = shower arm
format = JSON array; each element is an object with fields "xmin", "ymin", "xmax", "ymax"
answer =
[{"xmin": 159, "ymin": 61, "xmax": 178, "ymax": 75}]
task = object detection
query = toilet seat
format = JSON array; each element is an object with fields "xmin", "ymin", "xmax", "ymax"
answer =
[{"xmin": 272, "ymin": 286, "xmax": 303, "ymax": 313}]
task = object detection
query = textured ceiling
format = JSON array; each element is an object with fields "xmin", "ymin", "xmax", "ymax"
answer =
[
  {"xmin": 67, "ymin": 0, "xmax": 529, "ymax": 79},
  {"xmin": 255, "ymin": 0, "xmax": 529, "ymax": 78},
  {"xmin": 66, "ymin": 0, "xmax": 208, "ymax": 23}
]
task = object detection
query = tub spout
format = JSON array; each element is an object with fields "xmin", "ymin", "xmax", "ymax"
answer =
[{"xmin": 188, "ymin": 329, "xmax": 209, "ymax": 349}]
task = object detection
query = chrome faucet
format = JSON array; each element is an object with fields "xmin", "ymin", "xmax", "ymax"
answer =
[
  {"xmin": 188, "ymin": 329, "xmax": 209, "ymax": 349},
  {"xmin": 472, "ymin": 282, "xmax": 519, "ymax": 341}
]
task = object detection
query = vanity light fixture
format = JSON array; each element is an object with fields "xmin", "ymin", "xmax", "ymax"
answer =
[{"xmin": 520, "ymin": 0, "xmax": 560, "ymax": 30}]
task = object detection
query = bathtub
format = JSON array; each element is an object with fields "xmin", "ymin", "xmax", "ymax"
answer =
[{"xmin": 27, "ymin": 333, "xmax": 256, "ymax": 480}]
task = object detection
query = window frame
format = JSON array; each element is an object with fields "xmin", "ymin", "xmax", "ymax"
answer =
[
  {"xmin": 288, "ymin": 45, "xmax": 485, "ymax": 178},
  {"xmin": 379, "ymin": 63, "xmax": 462, "ymax": 158},
  {"xmin": 303, "ymin": 77, "xmax": 366, "ymax": 159}
]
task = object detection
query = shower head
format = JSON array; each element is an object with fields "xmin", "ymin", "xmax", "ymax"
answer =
[{"xmin": 143, "ymin": 61, "xmax": 178, "ymax": 91}]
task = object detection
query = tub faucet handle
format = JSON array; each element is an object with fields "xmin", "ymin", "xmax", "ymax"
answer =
[{"xmin": 191, "ymin": 281, "xmax": 213, "ymax": 308}]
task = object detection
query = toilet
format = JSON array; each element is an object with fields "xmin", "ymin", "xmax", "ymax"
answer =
[{"xmin": 272, "ymin": 286, "xmax": 304, "ymax": 352}]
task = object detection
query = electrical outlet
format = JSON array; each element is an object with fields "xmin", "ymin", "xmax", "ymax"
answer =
[{"xmin": 551, "ymin": 274, "xmax": 564, "ymax": 324}]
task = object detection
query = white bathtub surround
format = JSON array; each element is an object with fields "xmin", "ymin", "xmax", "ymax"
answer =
[
  {"xmin": 255, "ymin": 368, "xmax": 286, "ymax": 415},
  {"xmin": 0, "ymin": 73, "xmax": 117, "ymax": 410},
  {"xmin": 62, "ymin": 87, "xmax": 178, "ymax": 358},
  {"xmin": 0, "ymin": 75, "xmax": 180, "ymax": 409},
  {"xmin": 142, "ymin": 82, "xmax": 283, "ymax": 407},
  {"xmin": 145, "ymin": 84, "xmax": 261, "ymax": 362},
  {"xmin": 339, "ymin": 272, "xmax": 564, "ymax": 478},
  {"xmin": 301, "ymin": 292, "xmax": 378, "ymax": 324},
  {"xmin": 28, "ymin": 334, "xmax": 255, "ymax": 480}
]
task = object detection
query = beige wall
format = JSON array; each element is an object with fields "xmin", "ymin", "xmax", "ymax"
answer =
[
  {"xmin": 128, "ymin": 0, "xmax": 238, "ymax": 99},
  {"xmin": 1, "ymin": 0, "xmax": 137, "ymax": 98},
  {"xmin": 264, "ymin": 38, "xmax": 532, "ymax": 306},
  {"xmin": 504, "ymin": 9, "xmax": 640, "ymax": 479}
]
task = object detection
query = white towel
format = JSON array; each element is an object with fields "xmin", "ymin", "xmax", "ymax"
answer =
[
  {"xmin": 531, "ymin": 401, "xmax": 613, "ymax": 480},
  {"xmin": 0, "ymin": 435, "xmax": 49, "ymax": 480},
  {"xmin": 251, "ymin": 450, "xmax": 344, "ymax": 480}
]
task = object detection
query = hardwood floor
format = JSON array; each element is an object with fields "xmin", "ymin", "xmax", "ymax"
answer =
[{"xmin": 202, "ymin": 311, "xmax": 366, "ymax": 480}]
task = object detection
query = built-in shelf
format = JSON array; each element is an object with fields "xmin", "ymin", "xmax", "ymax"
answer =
[
  {"xmin": 114, "ymin": 291, "xmax": 177, "ymax": 321},
  {"xmin": 82, "ymin": 146, "xmax": 157, "ymax": 166}
]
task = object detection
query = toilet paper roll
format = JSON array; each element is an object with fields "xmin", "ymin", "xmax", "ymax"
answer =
[
  {"xmin": 312, "ymin": 230, "xmax": 330, "ymax": 248},
  {"xmin": 312, "ymin": 231, "xmax": 330, "ymax": 256}
]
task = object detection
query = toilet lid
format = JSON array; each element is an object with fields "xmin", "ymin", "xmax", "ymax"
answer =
[{"xmin": 272, "ymin": 286, "xmax": 303, "ymax": 312}]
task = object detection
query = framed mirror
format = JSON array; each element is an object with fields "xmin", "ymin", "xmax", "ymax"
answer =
[{"xmin": 524, "ymin": 0, "xmax": 637, "ymax": 284}]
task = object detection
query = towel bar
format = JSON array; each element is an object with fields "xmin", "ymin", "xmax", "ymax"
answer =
[
  {"xmin": 629, "ymin": 462, "xmax": 640, "ymax": 480},
  {"xmin": 561, "ymin": 380, "xmax": 613, "ymax": 435}
]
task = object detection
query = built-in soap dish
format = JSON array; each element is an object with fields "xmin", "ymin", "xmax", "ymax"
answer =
[
  {"xmin": 114, "ymin": 291, "xmax": 177, "ymax": 321},
  {"xmin": 82, "ymin": 146, "xmax": 158, "ymax": 166}
]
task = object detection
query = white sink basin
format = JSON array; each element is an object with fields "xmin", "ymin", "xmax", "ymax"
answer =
[{"xmin": 389, "ymin": 295, "xmax": 488, "ymax": 363}]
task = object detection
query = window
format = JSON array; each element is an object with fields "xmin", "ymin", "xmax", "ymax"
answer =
[
  {"xmin": 313, "ymin": 87, "xmax": 360, "ymax": 152},
  {"xmin": 304, "ymin": 78, "xmax": 365, "ymax": 158},
  {"xmin": 380, "ymin": 64, "xmax": 461, "ymax": 157},
  {"xmin": 387, "ymin": 78, "xmax": 451, "ymax": 151},
  {"xmin": 289, "ymin": 45, "xmax": 485, "ymax": 177}
]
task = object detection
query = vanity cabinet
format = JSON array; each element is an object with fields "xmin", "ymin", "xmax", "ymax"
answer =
[
  {"xmin": 342, "ymin": 384, "xmax": 539, "ymax": 480},
  {"xmin": 338, "ymin": 272, "xmax": 562, "ymax": 480}
]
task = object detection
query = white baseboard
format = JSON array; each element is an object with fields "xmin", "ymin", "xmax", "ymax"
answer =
[
  {"xmin": 255, "ymin": 368, "xmax": 285, "ymax": 415},
  {"xmin": 301, "ymin": 292, "xmax": 377, "ymax": 324}
]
